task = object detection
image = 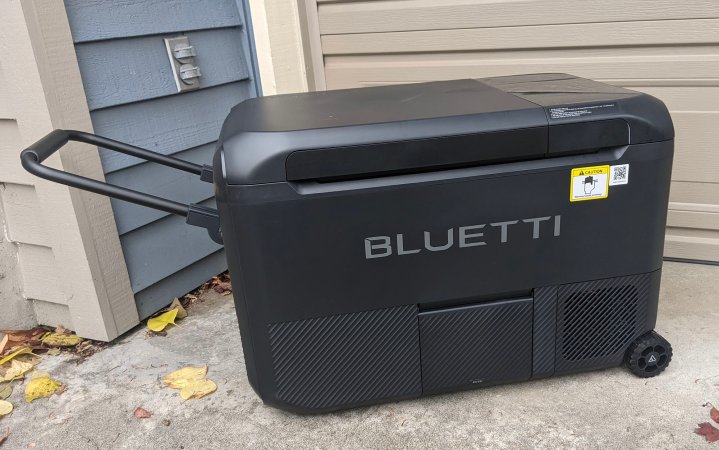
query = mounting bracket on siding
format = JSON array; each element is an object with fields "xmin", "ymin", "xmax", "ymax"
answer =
[{"xmin": 164, "ymin": 36, "xmax": 201, "ymax": 92}]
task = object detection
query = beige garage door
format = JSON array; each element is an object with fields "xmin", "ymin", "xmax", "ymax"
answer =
[{"xmin": 307, "ymin": 0, "xmax": 719, "ymax": 263}]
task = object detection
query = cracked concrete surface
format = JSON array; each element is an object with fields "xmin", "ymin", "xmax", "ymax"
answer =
[{"xmin": 0, "ymin": 261, "xmax": 717, "ymax": 449}]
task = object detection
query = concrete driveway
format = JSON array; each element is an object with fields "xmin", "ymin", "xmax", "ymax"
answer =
[{"xmin": 0, "ymin": 261, "xmax": 717, "ymax": 449}]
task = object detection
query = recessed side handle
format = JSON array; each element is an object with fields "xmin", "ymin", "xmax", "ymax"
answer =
[{"xmin": 20, "ymin": 129, "xmax": 222, "ymax": 244}]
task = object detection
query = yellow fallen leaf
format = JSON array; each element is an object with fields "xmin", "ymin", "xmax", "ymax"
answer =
[
  {"xmin": 47, "ymin": 348, "xmax": 61, "ymax": 356},
  {"xmin": 147, "ymin": 309, "xmax": 179, "ymax": 332},
  {"xmin": 163, "ymin": 366, "xmax": 207, "ymax": 389},
  {"xmin": 25, "ymin": 377, "xmax": 61, "ymax": 403},
  {"xmin": 0, "ymin": 347, "xmax": 33, "ymax": 366},
  {"xmin": 41, "ymin": 333, "xmax": 82, "ymax": 347},
  {"xmin": 15, "ymin": 353, "xmax": 41, "ymax": 367},
  {"xmin": 0, "ymin": 383, "xmax": 11, "ymax": 400},
  {"xmin": 180, "ymin": 378, "xmax": 217, "ymax": 400},
  {"xmin": 168, "ymin": 298, "xmax": 187, "ymax": 320},
  {"xmin": 30, "ymin": 370, "xmax": 50, "ymax": 380},
  {"xmin": 0, "ymin": 400, "xmax": 12, "ymax": 417},
  {"xmin": 4, "ymin": 359, "xmax": 33, "ymax": 381}
]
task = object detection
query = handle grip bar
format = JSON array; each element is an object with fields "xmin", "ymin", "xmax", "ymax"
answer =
[{"xmin": 20, "ymin": 130, "xmax": 222, "ymax": 244}]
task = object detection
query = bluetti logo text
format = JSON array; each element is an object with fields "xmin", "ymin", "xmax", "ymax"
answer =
[{"xmin": 364, "ymin": 215, "xmax": 561, "ymax": 259}]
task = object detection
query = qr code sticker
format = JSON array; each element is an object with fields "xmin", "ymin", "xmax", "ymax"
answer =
[{"xmin": 609, "ymin": 164, "xmax": 629, "ymax": 186}]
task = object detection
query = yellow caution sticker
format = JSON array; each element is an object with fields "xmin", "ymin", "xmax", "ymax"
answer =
[{"xmin": 570, "ymin": 165, "xmax": 609, "ymax": 202}]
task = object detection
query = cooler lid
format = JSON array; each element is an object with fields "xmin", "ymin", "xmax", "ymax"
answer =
[
  {"xmin": 218, "ymin": 74, "xmax": 672, "ymax": 185},
  {"xmin": 483, "ymin": 73, "xmax": 673, "ymax": 154}
]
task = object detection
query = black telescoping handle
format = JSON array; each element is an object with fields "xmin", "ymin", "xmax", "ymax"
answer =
[{"xmin": 21, "ymin": 129, "xmax": 222, "ymax": 244}]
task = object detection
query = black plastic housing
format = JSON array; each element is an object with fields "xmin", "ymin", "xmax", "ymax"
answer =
[{"xmin": 213, "ymin": 73, "xmax": 674, "ymax": 413}]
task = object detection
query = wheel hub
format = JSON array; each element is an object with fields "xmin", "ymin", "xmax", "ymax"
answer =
[
  {"xmin": 646, "ymin": 352, "xmax": 659, "ymax": 365},
  {"xmin": 625, "ymin": 331, "xmax": 672, "ymax": 378},
  {"xmin": 638, "ymin": 346, "xmax": 667, "ymax": 372}
]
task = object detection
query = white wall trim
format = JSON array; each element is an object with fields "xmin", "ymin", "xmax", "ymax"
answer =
[
  {"xmin": 248, "ymin": 0, "xmax": 309, "ymax": 95},
  {"xmin": 0, "ymin": 0, "xmax": 138, "ymax": 340}
]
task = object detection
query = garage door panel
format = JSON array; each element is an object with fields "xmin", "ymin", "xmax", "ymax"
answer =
[
  {"xmin": 319, "ymin": 0, "xmax": 719, "ymax": 35},
  {"xmin": 669, "ymin": 182, "xmax": 719, "ymax": 207},
  {"xmin": 671, "ymin": 113, "xmax": 719, "ymax": 184},
  {"xmin": 636, "ymin": 86, "xmax": 719, "ymax": 111},
  {"xmin": 327, "ymin": 45, "xmax": 719, "ymax": 66},
  {"xmin": 670, "ymin": 202, "xmax": 719, "ymax": 214},
  {"xmin": 325, "ymin": 51, "xmax": 719, "ymax": 89},
  {"xmin": 321, "ymin": 19, "xmax": 719, "ymax": 55},
  {"xmin": 668, "ymin": 210, "xmax": 719, "ymax": 231},
  {"xmin": 665, "ymin": 233, "xmax": 719, "ymax": 261},
  {"xmin": 666, "ymin": 228, "xmax": 719, "ymax": 240}
]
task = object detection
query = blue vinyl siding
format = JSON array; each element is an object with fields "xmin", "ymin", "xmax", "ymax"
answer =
[{"xmin": 64, "ymin": 0, "xmax": 260, "ymax": 318}]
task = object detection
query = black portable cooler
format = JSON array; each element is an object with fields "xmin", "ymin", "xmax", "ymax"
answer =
[{"xmin": 22, "ymin": 73, "xmax": 675, "ymax": 413}]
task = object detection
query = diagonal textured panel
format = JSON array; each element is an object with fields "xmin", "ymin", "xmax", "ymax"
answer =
[
  {"xmin": 532, "ymin": 286, "xmax": 557, "ymax": 379},
  {"xmin": 268, "ymin": 305, "xmax": 421, "ymax": 411},
  {"xmin": 555, "ymin": 273, "xmax": 652, "ymax": 373},
  {"xmin": 419, "ymin": 298, "xmax": 533, "ymax": 393}
]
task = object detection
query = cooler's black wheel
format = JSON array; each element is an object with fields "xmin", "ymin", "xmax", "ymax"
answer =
[{"xmin": 625, "ymin": 331, "xmax": 672, "ymax": 378}]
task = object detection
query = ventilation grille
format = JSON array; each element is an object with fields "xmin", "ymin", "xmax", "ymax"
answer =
[
  {"xmin": 556, "ymin": 273, "xmax": 652, "ymax": 372},
  {"xmin": 268, "ymin": 305, "xmax": 421, "ymax": 411}
]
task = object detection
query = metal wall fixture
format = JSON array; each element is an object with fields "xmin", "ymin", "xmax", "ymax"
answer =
[{"xmin": 164, "ymin": 36, "xmax": 202, "ymax": 92}]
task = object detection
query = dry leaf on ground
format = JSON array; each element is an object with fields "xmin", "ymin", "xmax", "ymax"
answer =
[
  {"xmin": 3, "ymin": 360, "xmax": 33, "ymax": 382},
  {"xmin": 0, "ymin": 427, "xmax": 9, "ymax": 446},
  {"xmin": 696, "ymin": 422, "xmax": 719, "ymax": 443},
  {"xmin": 0, "ymin": 328, "xmax": 47, "ymax": 351},
  {"xmin": 163, "ymin": 366, "xmax": 207, "ymax": 389},
  {"xmin": 0, "ymin": 348, "xmax": 33, "ymax": 366},
  {"xmin": 0, "ymin": 329, "xmax": 42, "ymax": 342},
  {"xmin": 41, "ymin": 333, "xmax": 82, "ymax": 348},
  {"xmin": 13, "ymin": 354, "xmax": 40, "ymax": 368},
  {"xmin": 212, "ymin": 282, "xmax": 232, "ymax": 295},
  {"xmin": 711, "ymin": 406, "xmax": 719, "ymax": 424},
  {"xmin": 0, "ymin": 384, "xmax": 11, "ymax": 401},
  {"xmin": 201, "ymin": 273, "xmax": 232, "ymax": 295},
  {"xmin": 164, "ymin": 366, "xmax": 216, "ymax": 400},
  {"xmin": 147, "ymin": 309, "xmax": 179, "ymax": 333},
  {"xmin": 0, "ymin": 401, "xmax": 12, "ymax": 417},
  {"xmin": 25, "ymin": 377, "xmax": 62, "ymax": 403},
  {"xmin": 54, "ymin": 384, "xmax": 67, "ymax": 396},
  {"xmin": 168, "ymin": 298, "xmax": 188, "ymax": 320},
  {"xmin": 30, "ymin": 371, "xmax": 50, "ymax": 380},
  {"xmin": 180, "ymin": 379, "xmax": 217, "ymax": 400},
  {"xmin": 133, "ymin": 407, "xmax": 152, "ymax": 419},
  {"xmin": 74, "ymin": 340, "xmax": 104, "ymax": 358},
  {"xmin": 183, "ymin": 294, "xmax": 199, "ymax": 305},
  {"xmin": 54, "ymin": 325, "xmax": 69, "ymax": 335},
  {"xmin": 0, "ymin": 336, "xmax": 8, "ymax": 356}
]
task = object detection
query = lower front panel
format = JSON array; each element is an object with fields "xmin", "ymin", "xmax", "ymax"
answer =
[
  {"xmin": 419, "ymin": 298, "xmax": 533, "ymax": 393},
  {"xmin": 267, "ymin": 305, "xmax": 422, "ymax": 411},
  {"xmin": 263, "ymin": 270, "xmax": 660, "ymax": 412}
]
